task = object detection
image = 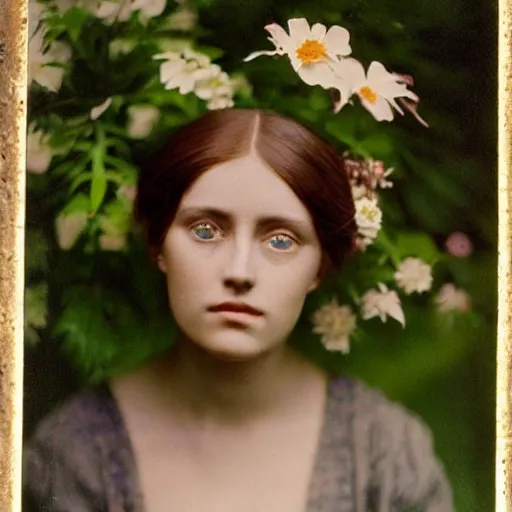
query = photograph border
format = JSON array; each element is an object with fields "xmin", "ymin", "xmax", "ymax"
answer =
[
  {"xmin": 497, "ymin": 0, "xmax": 512, "ymax": 510},
  {"xmin": 0, "ymin": 1, "xmax": 27, "ymax": 511},
  {"xmin": 0, "ymin": 1, "xmax": 507, "ymax": 511}
]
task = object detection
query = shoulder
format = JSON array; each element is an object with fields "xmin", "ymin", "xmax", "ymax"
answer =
[
  {"xmin": 28, "ymin": 385, "xmax": 114, "ymax": 446},
  {"xmin": 328, "ymin": 377, "xmax": 454, "ymax": 511},
  {"xmin": 23, "ymin": 386, "xmax": 116, "ymax": 511},
  {"xmin": 328, "ymin": 376, "xmax": 433, "ymax": 441}
]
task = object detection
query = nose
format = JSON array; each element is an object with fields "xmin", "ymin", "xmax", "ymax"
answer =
[{"xmin": 222, "ymin": 237, "xmax": 256, "ymax": 294}]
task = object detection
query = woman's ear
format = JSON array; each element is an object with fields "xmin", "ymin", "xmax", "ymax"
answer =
[
  {"xmin": 150, "ymin": 244, "xmax": 167, "ymax": 273},
  {"xmin": 156, "ymin": 253, "xmax": 167, "ymax": 274},
  {"xmin": 307, "ymin": 276, "xmax": 320, "ymax": 293},
  {"xmin": 308, "ymin": 256, "xmax": 329, "ymax": 292}
]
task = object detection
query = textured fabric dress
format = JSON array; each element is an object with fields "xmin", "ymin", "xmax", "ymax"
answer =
[{"xmin": 23, "ymin": 377, "xmax": 454, "ymax": 512}]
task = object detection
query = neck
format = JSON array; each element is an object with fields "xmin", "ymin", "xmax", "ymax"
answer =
[{"xmin": 145, "ymin": 335, "xmax": 322, "ymax": 424}]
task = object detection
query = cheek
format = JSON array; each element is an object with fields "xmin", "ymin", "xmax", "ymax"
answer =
[
  {"xmin": 161, "ymin": 236, "xmax": 210, "ymax": 305},
  {"xmin": 267, "ymin": 253, "xmax": 320, "ymax": 306}
]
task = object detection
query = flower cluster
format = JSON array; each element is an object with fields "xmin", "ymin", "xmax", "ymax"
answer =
[
  {"xmin": 154, "ymin": 49, "xmax": 235, "ymax": 110},
  {"xmin": 342, "ymin": 156, "xmax": 393, "ymax": 250},
  {"xmin": 245, "ymin": 18, "xmax": 428, "ymax": 125},
  {"xmin": 54, "ymin": 0, "xmax": 167, "ymax": 24}
]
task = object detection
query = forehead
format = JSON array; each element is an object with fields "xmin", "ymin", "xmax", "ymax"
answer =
[{"xmin": 178, "ymin": 154, "xmax": 312, "ymax": 221}]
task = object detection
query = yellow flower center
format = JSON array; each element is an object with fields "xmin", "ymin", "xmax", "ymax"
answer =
[
  {"xmin": 296, "ymin": 40, "xmax": 327, "ymax": 64},
  {"xmin": 359, "ymin": 86, "xmax": 377, "ymax": 104},
  {"xmin": 361, "ymin": 205, "xmax": 377, "ymax": 221}
]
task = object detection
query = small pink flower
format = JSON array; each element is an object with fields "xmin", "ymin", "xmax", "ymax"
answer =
[{"xmin": 445, "ymin": 232, "xmax": 473, "ymax": 258}]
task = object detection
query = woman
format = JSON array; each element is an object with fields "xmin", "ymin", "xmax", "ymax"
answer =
[{"xmin": 24, "ymin": 108, "xmax": 453, "ymax": 511}]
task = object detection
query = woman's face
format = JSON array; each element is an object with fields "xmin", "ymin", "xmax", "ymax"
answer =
[{"xmin": 158, "ymin": 153, "xmax": 322, "ymax": 361}]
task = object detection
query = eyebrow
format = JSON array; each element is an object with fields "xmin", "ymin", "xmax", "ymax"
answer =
[{"xmin": 176, "ymin": 206, "xmax": 313, "ymax": 232}]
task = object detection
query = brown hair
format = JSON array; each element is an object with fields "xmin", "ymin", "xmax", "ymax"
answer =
[{"xmin": 134, "ymin": 108, "xmax": 356, "ymax": 276}]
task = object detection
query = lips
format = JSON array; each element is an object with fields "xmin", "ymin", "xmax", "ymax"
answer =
[{"xmin": 208, "ymin": 302, "xmax": 263, "ymax": 316}]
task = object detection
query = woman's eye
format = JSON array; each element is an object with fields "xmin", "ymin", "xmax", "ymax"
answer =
[
  {"xmin": 191, "ymin": 222, "xmax": 221, "ymax": 241},
  {"xmin": 267, "ymin": 234, "xmax": 298, "ymax": 251}
]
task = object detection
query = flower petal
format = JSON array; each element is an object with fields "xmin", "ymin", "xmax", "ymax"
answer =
[
  {"xmin": 297, "ymin": 62, "xmax": 337, "ymax": 87},
  {"xmin": 90, "ymin": 97, "xmax": 113, "ymax": 120},
  {"xmin": 387, "ymin": 301, "xmax": 405, "ymax": 326},
  {"xmin": 360, "ymin": 95, "xmax": 394, "ymax": 122},
  {"xmin": 243, "ymin": 49, "xmax": 279, "ymax": 62},
  {"xmin": 178, "ymin": 75, "xmax": 197, "ymax": 94},
  {"xmin": 264, "ymin": 23, "xmax": 292, "ymax": 53},
  {"xmin": 287, "ymin": 18, "xmax": 311, "ymax": 47},
  {"xmin": 310, "ymin": 23, "xmax": 327, "ymax": 40},
  {"xmin": 323, "ymin": 26, "xmax": 351, "ymax": 57},
  {"xmin": 38, "ymin": 65, "xmax": 67, "ymax": 92},
  {"xmin": 159, "ymin": 59, "xmax": 186, "ymax": 83},
  {"xmin": 366, "ymin": 61, "xmax": 392, "ymax": 82},
  {"xmin": 335, "ymin": 58, "xmax": 366, "ymax": 91},
  {"xmin": 46, "ymin": 41, "xmax": 72, "ymax": 62}
]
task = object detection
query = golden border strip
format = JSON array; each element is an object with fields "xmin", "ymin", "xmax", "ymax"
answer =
[
  {"xmin": 0, "ymin": 1, "xmax": 27, "ymax": 511},
  {"xmin": 498, "ymin": 0, "xmax": 512, "ymax": 510}
]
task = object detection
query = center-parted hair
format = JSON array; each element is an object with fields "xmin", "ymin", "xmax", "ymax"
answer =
[{"xmin": 134, "ymin": 108, "xmax": 357, "ymax": 275}]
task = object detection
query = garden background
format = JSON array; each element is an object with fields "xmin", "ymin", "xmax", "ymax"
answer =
[{"xmin": 24, "ymin": 0, "xmax": 497, "ymax": 510}]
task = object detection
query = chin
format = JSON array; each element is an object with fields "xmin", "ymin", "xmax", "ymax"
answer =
[{"xmin": 191, "ymin": 329, "xmax": 274, "ymax": 362}]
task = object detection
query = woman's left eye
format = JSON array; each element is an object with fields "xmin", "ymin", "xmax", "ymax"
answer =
[{"xmin": 267, "ymin": 234, "xmax": 298, "ymax": 251}]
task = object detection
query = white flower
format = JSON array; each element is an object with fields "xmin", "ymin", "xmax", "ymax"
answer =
[
  {"xmin": 333, "ymin": 60, "xmax": 420, "ymax": 122},
  {"xmin": 154, "ymin": 49, "xmax": 213, "ymax": 94},
  {"xmin": 90, "ymin": 97, "xmax": 113, "ymax": 120},
  {"xmin": 127, "ymin": 105, "xmax": 160, "ymax": 138},
  {"xmin": 354, "ymin": 196, "xmax": 382, "ymax": 242},
  {"xmin": 312, "ymin": 298, "xmax": 357, "ymax": 353},
  {"xmin": 360, "ymin": 283, "xmax": 405, "ymax": 326},
  {"xmin": 194, "ymin": 65, "xmax": 232, "ymax": 99},
  {"xmin": 166, "ymin": 7, "xmax": 197, "ymax": 31},
  {"xmin": 131, "ymin": 0, "xmax": 166, "ymax": 19},
  {"xmin": 26, "ymin": 127, "xmax": 53, "ymax": 174},
  {"xmin": 55, "ymin": 212, "xmax": 88, "ymax": 250},
  {"xmin": 29, "ymin": 1, "xmax": 46, "ymax": 40},
  {"xmin": 206, "ymin": 96, "xmax": 235, "ymax": 110},
  {"xmin": 24, "ymin": 283, "xmax": 48, "ymax": 344},
  {"xmin": 95, "ymin": 0, "xmax": 133, "ymax": 24},
  {"xmin": 350, "ymin": 184, "xmax": 367, "ymax": 201},
  {"xmin": 245, "ymin": 18, "xmax": 352, "ymax": 88},
  {"xmin": 435, "ymin": 283, "xmax": 471, "ymax": 313},
  {"xmin": 53, "ymin": 0, "xmax": 101, "ymax": 14},
  {"xmin": 194, "ymin": 65, "xmax": 235, "ymax": 110},
  {"xmin": 29, "ymin": 30, "xmax": 72, "ymax": 92},
  {"xmin": 394, "ymin": 258, "xmax": 433, "ymax": 295}
]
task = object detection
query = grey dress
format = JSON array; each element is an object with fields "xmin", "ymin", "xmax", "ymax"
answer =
[{"xmin": 23, "ymin": 377, "xmax": 454, "ymax": 512}]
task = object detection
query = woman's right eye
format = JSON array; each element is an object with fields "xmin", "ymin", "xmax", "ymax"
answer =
[{"xmin": 190, "ymin": 222, "xmax": 222, "ymax": 241}]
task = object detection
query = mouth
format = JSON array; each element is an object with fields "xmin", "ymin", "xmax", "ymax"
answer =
[{"xmin": 208, "ymin": 302, "xmax": 264, "ymax": 316}]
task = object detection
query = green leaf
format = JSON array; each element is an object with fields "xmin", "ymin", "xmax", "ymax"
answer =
[
  {"xmin": 374, "ymin": 230, "xmax": 401, "ymax": 266},
  {"xmin": 355, "ymin": 133, "xmax": 394, "ymax": 161},
  {"xmin": 394, "ymin": 232, "xmax": 440, "ymax": 263},
  {"xmin": 62, "ymin": 7, "xmax": 90, "ymax": 43},
  {"xmin": 90, "ymin": 145, "xmax": 108, "ymax": 215},
  {"xmin": 70, "ymin": 171, "xmax": 93, "ymax": 194},
  {"xmin": 61, "ymin": 193, "xmax": 90, "ymax": 215}
]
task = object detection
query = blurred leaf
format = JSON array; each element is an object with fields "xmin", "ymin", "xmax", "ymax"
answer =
[
  {"xmin": 394, "ymin": 232, "xmax": 440, "ymax": 262},
  {"xmin": 89, "ymin": 139, "xmax": 107, "ymax": 215}
]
